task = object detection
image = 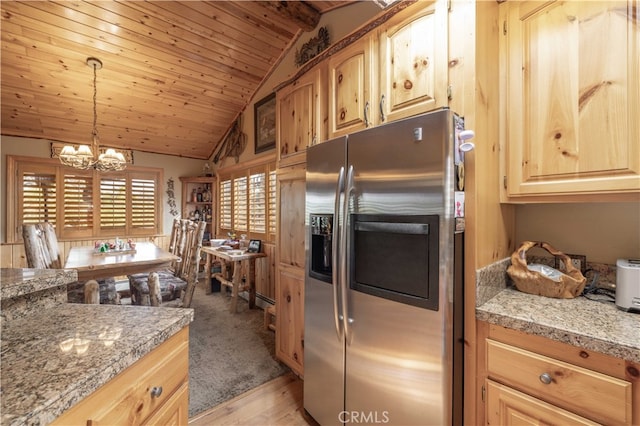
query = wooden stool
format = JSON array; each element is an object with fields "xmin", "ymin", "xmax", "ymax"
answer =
[{"xmin": 264, "ymin": 304, "xmax": 276, "ymax": 331}]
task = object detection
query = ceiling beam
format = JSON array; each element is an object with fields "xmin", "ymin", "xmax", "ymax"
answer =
[{"xmin": 261, "ymin": 1, "xmax": 321, "ymax": 32}]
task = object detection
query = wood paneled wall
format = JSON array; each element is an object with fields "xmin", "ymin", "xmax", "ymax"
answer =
[{"xmin": 255, "ymin": 242, "xmax": 276, "ymax": 302}]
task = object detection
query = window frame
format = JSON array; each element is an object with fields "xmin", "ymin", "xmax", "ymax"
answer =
[
  {"xmin": 6, "ymin": 155, "xmax": 163, "ymax": 242},
  {"xmin": 217, "ymin": 159, "xmax": 276, "ymax": 243}
]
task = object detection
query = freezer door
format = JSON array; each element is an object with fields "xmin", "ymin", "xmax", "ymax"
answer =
[{"xmin": 304, "ymin": 137, "xmax": 347, "ymax": 426}]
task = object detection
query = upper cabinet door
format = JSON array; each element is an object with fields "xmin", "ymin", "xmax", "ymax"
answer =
[
  {"xmin": 328, "ymin": 36, "xmax": 374, "ymax": 138},
  {"xmin": 378, "ymin": 0, "xmax": 448, "ymax": 124},
  {"xmin": 502, "ymin": 0, "xmax": 639, "ymax": 200},
  {"xmin": 277, "ymin": 65, "xmax": 325, "ymax": 168}
]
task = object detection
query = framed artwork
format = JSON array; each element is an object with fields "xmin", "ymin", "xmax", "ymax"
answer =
[
  {"xmin": 248, "ymin": 239, "xmax": 261, "ymax": 253},
  {"xmin": 254, "ymin": 93, "xmax": 276, "ymax": 153}
]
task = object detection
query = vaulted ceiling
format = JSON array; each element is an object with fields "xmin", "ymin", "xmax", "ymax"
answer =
[{"xmin": 0, "ymin": 1, "xmax": 355, "ymax": 160}]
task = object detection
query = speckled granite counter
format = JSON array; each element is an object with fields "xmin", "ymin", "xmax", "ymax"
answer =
[
  {"xmin": 1, "ymin": 268, "xmax": 194, "ymax": 425},
  {"xmin": 1, "ymin": 268, "xmax": 77, "ymax": 300},
  {"xmin": 477, "ymin": 288, "xmax": 640, "ymax": 363},
  {"xmin": 1, "ymin": 303, "xmax": 194, "ymax": 425},
  {"xmin": 1, "ymin": 268, "xmax": 78, "ymax": 322}
]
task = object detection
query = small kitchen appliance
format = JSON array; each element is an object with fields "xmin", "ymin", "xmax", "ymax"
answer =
[{"xmin": 615, "ymin": 259, "xmax": 640, "ymax": 312}]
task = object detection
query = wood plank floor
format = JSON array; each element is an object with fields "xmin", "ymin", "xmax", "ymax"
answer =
[{"xmin": 189, "ymin": 373, "xmax": 319, "ymax": 426}]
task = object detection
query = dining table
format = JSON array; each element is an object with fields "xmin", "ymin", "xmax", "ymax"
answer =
[
  {"xmin": 64, "ymin": 242, "xmax": 179, "ymax": 282},
  {"xmin": 200, "ymin": 246, "xmax": 267, "ymax": 313}
]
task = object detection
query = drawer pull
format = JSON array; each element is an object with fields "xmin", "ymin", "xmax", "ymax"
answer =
[
  {"xmin": 150, "ymin": 386, "xmax": 163, "ymax": 398},
  {"xmin": 539, "ymin": 373, "xmax": 552, "ymax": 384}
]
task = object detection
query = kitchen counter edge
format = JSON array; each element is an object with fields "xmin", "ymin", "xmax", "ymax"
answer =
[{"xmin": 476, "ymin": 287, "xmax": 640, "ymax": 363}]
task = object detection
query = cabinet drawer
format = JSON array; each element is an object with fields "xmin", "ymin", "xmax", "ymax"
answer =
[
  {"xmin": 486, "ymin": 339, "xmax": 631, "ymax": 425},
  {"xmin": 53, "ymin": 327, "xmax": 189, "ymax": 425},
  {"xmin": 486, "ymin": 380, "xmax": 599, "ymax": 426}
]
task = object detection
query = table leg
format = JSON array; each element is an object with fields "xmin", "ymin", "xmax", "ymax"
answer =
[
  {"xmin": 247, "ymin": 259, "xmax": 256, "ymax": 309},
  {"xmin": 230, "ymin": 260, "xmax": 241, "ymax": 313},
  {"xmin": 204, "ymin": 252, "xmax": 212, "ymax": 295}
]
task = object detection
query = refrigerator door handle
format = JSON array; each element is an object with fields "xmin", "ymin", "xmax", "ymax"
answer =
[
  {"xmin": 341, "ymin": 165, "xmax": 355, "ymax": 344},
  {"xmin": 332, "ymin": 166, "xmax": 345, "ymax": 340}
]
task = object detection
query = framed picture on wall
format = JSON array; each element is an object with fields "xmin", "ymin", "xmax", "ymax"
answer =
[
  {"xmin": 254, "ymin": 93, "xmax": 276, "ymax": 153},
  {"xmin": 248, "ymin": 239, "xmax": 261, "ymax": 253}
]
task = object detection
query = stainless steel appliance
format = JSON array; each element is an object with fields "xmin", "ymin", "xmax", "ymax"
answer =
[
  {"xmin": 615, "ymin": 259, "xmax": 640, "ymax": 312},
  {"xmin": 304, "ymin": 108, "xmax": 466, "ymax": 426}
]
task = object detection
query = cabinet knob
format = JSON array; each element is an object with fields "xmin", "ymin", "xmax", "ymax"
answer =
[
  {"xmin": 150, "ymin": 386, "xmax": 163, "ymax": 398},
  {"xmin": 539, "ymin": 373, "xmax": 552, "ymax": 385}
]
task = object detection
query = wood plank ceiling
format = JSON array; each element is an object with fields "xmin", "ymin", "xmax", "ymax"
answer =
[{"xmin": 0, "ymin": 1, "xmax": 354, "ymax": 160}]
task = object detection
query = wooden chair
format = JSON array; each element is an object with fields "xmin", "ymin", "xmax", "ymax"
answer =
[
  {"xmin": 128, "ymin": 218, "xmax": 188, "ymax": 305},
  {"xmin": 21, "ymin": 223, "xmax": 116, "ymax": 304},
  {"xmin": 22, "ymin": 222, "xmax": 62, "ymax": 269},
  {"xmin": 129, "ymin": 220, "xmax": 206, "ymax": 308}
]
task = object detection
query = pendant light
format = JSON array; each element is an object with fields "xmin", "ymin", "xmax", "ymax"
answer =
[{"xmin": 59, "ymin": 57, "xmax": 126, "ymax": 171}]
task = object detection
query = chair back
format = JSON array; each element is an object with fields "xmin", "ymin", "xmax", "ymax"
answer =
[
  {"xmin": 22, "ymin": 222, "xmax": 62, "ymax": 269},
  {"xmin": 168, "ymin": 218, "xmax": 185, "ymax": 273},
  {"xmin": 180, "ymin": 220, "xmax": 206, "ymax": 308}
]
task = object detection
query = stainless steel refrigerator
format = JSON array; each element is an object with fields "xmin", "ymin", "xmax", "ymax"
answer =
[{"xmin": 304, "ymin": 108, "xmax": 465, "ymax": 426}]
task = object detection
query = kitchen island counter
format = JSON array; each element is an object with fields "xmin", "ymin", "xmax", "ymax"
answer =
[
  {"xmin": 477, "ymin": 287, "xmax": 640, "ymax": 362},
  {"xmin": 0, "ymin": 268, "xmax": 77, "ymax": 300},
  {"xmin": 1, "ymin": 268, "xmax": 193, "ymax": 425}
]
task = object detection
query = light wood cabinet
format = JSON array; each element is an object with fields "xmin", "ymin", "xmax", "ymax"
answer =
[
  {"xmin": 52, "ymin": 327, "xmax": 190, "ymax": 425},
  {"xmin": 275, "ymin": 166, "xmax": 306, "ymax": 376},
  {"xmin": 486, "ymin": 380, "xmax": 598, "ymax": 426},
  {"xmin": 500, "ymin": 0, "xmax": 640, "ymax": 200},
  {"xmin": 276, "ymin": 264, "xmax": 305, "ymax": 376},
  {"xmin": 180, "ymin": 176, "xmax": 216, "ymax": 241},
  {"xmin": 328, "ymin": 35, "xmax": 375, "ymax": 137},
  {"xmin": 479, "ymin": 322, "xmax": 639, "ymax": 425},
  {"xmin": 327, "ymin": 0, "xmax": 448, "ymax": 139},
  {"xmin": 276, "ymin": 64, "xmax": 326, "ymax": 168},
  {"xmin": 377, "ymin": 0, "xmax": 448, "ymax": 124}
]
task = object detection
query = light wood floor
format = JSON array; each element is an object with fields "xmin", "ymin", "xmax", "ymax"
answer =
[{"xmin": 189, "ymin": 373, "xmax": 319, "ymax": 426}]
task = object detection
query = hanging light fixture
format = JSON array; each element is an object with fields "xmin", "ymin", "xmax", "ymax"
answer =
[{"xmin": 59, "ymin": 57, "xmax": 126, "ymax": 171}]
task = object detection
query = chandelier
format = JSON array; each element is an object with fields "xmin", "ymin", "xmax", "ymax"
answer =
[{"xmin": 59, "ymin": 57, "xmax": 126, "ymax": 171}]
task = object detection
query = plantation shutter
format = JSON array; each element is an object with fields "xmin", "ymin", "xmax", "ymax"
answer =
[
  {"xmin": 268, "ymin": 168, "xmax": 277, "ymax": 236},
  {"xmin": 233, "ymin": 176, "xmax": 248, "ymax": 232},
  {"xmin": 8, "ymin": 156, "xmax": 163, "ymax": 242},
  {"xmin": 249, "ymin": 170, "xmax": 266, "ymax": 233},
  {"xmin": 20, "ymin": 169, "xmax": 57, "ymax": 227},
  {"xmin": 219, "ymin": 179, "xmax": 232, "ymax": 230},
  {"xmin": 62, "ymin": 172, "xmax": 94, "ymax": 238},
  {"xmin": 100, "ymin": 176, "xmax": 127, "ymax": 232},
  {"xmin": 131, "ymin": 177, "xmax": 157, "ymax": 232}
]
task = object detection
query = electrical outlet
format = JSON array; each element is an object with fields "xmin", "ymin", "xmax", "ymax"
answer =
[{"xmin": 555, "ymin": 254, "xmax": 587, "ymax": 275}]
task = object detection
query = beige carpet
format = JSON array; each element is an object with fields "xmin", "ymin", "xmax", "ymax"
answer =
[{"xmin": 187, "ymin": 285, "xmax": 289, "ymax": 418}]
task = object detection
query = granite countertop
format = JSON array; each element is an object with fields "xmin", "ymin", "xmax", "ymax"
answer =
[
  {"xmin": 0, "ymin": 268, "xmax": 194, "ymax": 425},
  {"xmin": 477, "ymin": 287, "xmax": 640, "ymax": 363},
  {"xmin": 0, "ymin": 268, "xmax": 77, "ymax": 300}
]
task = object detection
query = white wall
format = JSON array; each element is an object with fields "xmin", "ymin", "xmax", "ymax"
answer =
[
  {"xmin": 0, "ymin": 135, "xmax": 203, "ymax": 242},
  {"xmin": 515, "ymin": 202, "xmax": 640, "ymax": 265}
]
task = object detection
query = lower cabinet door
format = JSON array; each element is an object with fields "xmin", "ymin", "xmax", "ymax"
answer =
[
  {"xmin": 486, "ymin": 380, "xmax": 600, "ymax": 426},
  {"xmin": 144, "ymin": 382, "xmax": 189, "ymax": 426}
]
